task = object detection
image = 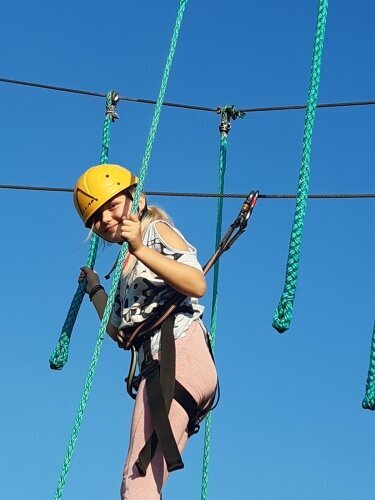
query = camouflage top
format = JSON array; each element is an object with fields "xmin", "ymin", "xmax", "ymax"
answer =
[{"xmin": 111, "ymin": 220, "xmax": 205, "ymax": 356}]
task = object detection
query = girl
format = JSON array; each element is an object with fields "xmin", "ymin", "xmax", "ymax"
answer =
[{"xmin": 75, "ymin": 164, "xmax": 217, "ymax": 500}]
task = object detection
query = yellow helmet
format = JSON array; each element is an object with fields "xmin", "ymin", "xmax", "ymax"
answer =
[{"xmin": 73, "ymin": 164, "xmax": 138, "ymax": 227}]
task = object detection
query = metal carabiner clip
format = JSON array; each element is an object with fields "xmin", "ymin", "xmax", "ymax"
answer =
[
  {"xmin": 239, "ymin": 190, "xmax": 259, "ymax": 229},
  {"xmin": 221, "ymin": 191, "xmax": 259, "ymax": 252}
]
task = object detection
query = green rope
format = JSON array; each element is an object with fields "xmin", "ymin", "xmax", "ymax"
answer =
[
  {"xmin": 49, "ymin": 91, "xmax": 119, "ymax": 370},
  {"xmin": 272, "ymin": 0, "xmax": 328, "ymax": 333},
  {"xmin": 201, "ymin": 106, "xmax": 244, "ymax": 500},
  {"xmin": 362, "ymin": 322, "xmax": 375, "ymax": 410},
  {"xmin": 53, "ymin": 2, "xmax": 188, "ymax": 498},
  {"xmin": 200, "ymin": 131, "xmax": 226, "ymax": 499}
]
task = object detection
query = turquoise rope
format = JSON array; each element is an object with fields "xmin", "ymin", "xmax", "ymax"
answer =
[
  {"xmin": 200, "ymin": 136, "xmax": 226, "ymax": 500},
  {"xmin": 362, "ymin": 322, "xmax": 375, "ymax": 410},
  {"xmin": 201, "ymin": 107, "xmax": 230, "ymax": 500},
  {"xmin": 49, "ymin": 92, "xmax": 118, "ymax": 370},
  {"xmin": 53, "ymin": 2, "xmax": 188, "ymax": 498},
  {"xmin": 272, "ymin": 0, "xmax": 328, "ymax": 333}
]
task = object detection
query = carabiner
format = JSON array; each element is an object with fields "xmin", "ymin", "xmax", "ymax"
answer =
[
  {"xmin": 221, "ymin": 191, "xmax": 259, "ymax": 251},
  {"xmin": 240, "ymin": 190, "xmax": 258, "ymax": 229}
]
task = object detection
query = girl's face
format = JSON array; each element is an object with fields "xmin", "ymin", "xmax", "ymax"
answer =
[{"xmin": 92, "ymin": 193, "xmax": 131, "ymax": 243}]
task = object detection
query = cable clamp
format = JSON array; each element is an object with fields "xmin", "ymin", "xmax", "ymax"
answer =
[
  {"xmin": 106, "ymin": 91, "xmax": 120, "ymax": 121},
  {"xmin": 217, "ymin": 105, "xmax": 246, "ymax": 134}
]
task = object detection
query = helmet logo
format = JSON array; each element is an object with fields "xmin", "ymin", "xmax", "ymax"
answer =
[{"xmin": 75, "ymin": 188, "xmax": 99, "ymax": 216}]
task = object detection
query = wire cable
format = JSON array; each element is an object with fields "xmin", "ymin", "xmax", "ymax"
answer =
[
  {"xmin": 1, "ymin": 76, "xmax": 375, "ymax": 114},
  {"xmin": 0, "ymin": 77, "xmax": 217, "ymax": 113},
  {"xmin": 0, "ymin": 184, "xmax": 374, "ymax": 199}
]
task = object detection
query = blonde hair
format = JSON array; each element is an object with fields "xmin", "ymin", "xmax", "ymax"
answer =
[
  {"xmin": 141, "ymin": 204, "xmax": 171, "ymax": 230},
  {"xmin": 126, "ymin": 188, "xmax": 172, "ymax": 233},
  {"xmin": 124, "ymin": 190, "xmax": 172, "ymax": 275}
]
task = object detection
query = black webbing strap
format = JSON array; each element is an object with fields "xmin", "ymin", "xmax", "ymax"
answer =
[
  {"xmin": 174, "ymin": 380, "xmax": 197, "ymax": 420},
  {"xmin": 174, "ymin": 380, "xmax": 200, "ymax": 437},
  {"xmin": 136, "ymin": 316, "xmax": 184, "ymax": 475}
]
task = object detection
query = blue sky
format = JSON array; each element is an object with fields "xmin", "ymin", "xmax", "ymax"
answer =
[{"xmin": 1, "ymin": 1, "xmax": 375, "ymax": 499}]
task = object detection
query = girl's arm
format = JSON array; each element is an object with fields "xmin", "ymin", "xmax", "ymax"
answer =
[
  {"xmin": 122, "ymin": 216, "xmax": 206, "ymax": 298},
  {"xmin": 90, "ymin": 289, "xmax": 119, "ymax": 341}
]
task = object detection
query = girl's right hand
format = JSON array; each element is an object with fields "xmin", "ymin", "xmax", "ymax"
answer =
[{"xmin": 78, "ymin": 266, "xmax": 101, "ymax": 293}]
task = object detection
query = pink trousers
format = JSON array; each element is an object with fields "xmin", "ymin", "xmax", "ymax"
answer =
[{"xmin": 121, "ymin": 321, "xmax": 218, "ymax": 499}]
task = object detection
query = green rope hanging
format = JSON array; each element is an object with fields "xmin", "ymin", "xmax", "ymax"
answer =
[
  {"xmin": 201, "ymin": 106, "xmax": 244, "ymax": 500},
  {"xmin": 54, "ymin": 2, "xmax": 188, "ymax": 498},
  {"xmin": 272, "ymin": 0, "xmax": 328, "ymax": 333},
  {"xmin": 362, "ymin": 322, "xmax": 375, "ymax": 410},
  {"xmin": 49, "ymin": 91, "xmax": 119, "ymax": 370}
]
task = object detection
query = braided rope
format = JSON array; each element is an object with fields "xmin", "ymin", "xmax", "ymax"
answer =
[
  {"xmin": 272, "ymin": 0, "xmax": 328, "ymax": 333},
  {"xmin": 49, "ymin": 92, "xmax": 118, "ymax": 370},
  {"xmin": 210, "ymin": 133, "xmax": 228, "ymax": 354},
  {"xmin": 53, "ymin": 2, "xmax": 188, "ymax": 498},
  {"xmin": 201, "ymin": 107, "xmax": 233, "ymax": 500},
  {"xmin": 362, "ymin": 322, "xmax": 375, "ymax": 410},
  {"xmin": 132, "ymin": 0, "xmax": 188, "ymax": 209}
]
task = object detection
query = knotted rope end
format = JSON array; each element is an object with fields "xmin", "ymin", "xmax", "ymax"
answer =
[
  {"xmin": 272, "ymin": 297, "xmax": 293, "ymax": 334},
  {"xmin": 49, "ymin": 331, "xmax": 71, "ymax": 370},
  {"xmin": 362, "ymin": 397, "xmax": 375, "ymax": 411}
]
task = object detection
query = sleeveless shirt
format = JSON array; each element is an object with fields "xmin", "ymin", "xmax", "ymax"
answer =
[{"xmin": 110, "ymin": 220, "xmax": 205, "ymax": 355}]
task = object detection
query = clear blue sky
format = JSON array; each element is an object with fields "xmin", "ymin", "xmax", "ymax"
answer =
[{"xmin": 1, "ymin": 1, "xmax": 375, "ymax": 499}]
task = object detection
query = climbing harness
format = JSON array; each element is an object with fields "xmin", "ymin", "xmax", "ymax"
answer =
[{"xmin": 122, "ymin": 191, "xmax": 258, "ymax": 474}]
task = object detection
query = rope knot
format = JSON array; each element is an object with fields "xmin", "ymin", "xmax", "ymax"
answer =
[{"xmin": 272, "ymin": 292, "xmax": 294, "ymax": 333}]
